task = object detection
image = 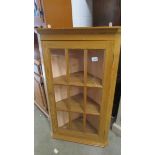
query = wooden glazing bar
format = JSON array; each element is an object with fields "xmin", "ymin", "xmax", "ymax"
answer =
[
  {"xmin": 83, "ymin": 87, "xmax": 87, "ymax": 131},
  {"xmin": 65, "ymin": 49, "xmax": 72, "ymax": 128},
  {"xmin": 84, "ymin": 50, "xmax": 88, "ymax": 84},
  {"xmin": 65, "ymin": 49, "xmax": 70, "ymax": 83},
  {"xmin": 67, "ymin": 86, "xmax": 72, "ymax": 128},
  {"xmin": 83, "ymin": 49, "xmax": 88, "ymax": 131}
]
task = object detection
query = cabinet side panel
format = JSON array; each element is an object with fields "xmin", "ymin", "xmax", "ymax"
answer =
[
  {"xmin": 38, "ymin": 40, "xmax": 58, "ymax": 133},
  {"xmin": 99, "ymin": 42, "xmax": 114, "ymax": 142},
  {"xmin": 103, "ymin": 35, "xmax": 121, "ymax": 141}
]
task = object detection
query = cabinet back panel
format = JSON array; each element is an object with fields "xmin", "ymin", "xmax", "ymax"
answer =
[
  {"xmin": 57, "ymin": 111, "xmax": 69, "ymax": 127},
  {"xmin": 87, "ymin": 50, "xmax": 105, "ymax": 80},
  {"xmin": 51, "ymin": 49, "xmax": 66, "ymax": 78},
  {"xmin": 87, "ymin": 88, "xmax": 102, "ymax": 105}
]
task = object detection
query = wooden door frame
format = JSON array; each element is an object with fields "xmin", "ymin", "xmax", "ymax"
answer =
[{"xmin": 40, "ymin": 40, "xmax": 114, "ymax": 144}]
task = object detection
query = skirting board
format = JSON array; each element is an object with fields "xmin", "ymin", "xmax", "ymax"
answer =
[{"xmin": 112, "ymin": 123, "xmax": 121, "ymax": 137}]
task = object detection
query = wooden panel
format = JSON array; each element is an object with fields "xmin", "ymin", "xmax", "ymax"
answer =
[
  {"xmin": 42, "ymin": 0, "xmax": 72, "ymax": 28},
  {"xmin": 93, "ymin": 0, "xmax": 121, "ymax": 26},
  {"xmin": 56, "ymin": 126, "xmax": 99, "ymax": 141},
  {"xmin": 41, "ymin": 41, "xmax": 113, "ymax": 50},
  {"xmin": 98, "ymin": 42, "xmax": 114, "ymax": 142},
  {"xmin": 103, "ymin": 33, "xmax": 121, "ymax": 142},
  {"xmin": 36, "ymin": 27, "xmax": 120, "ymax": 35},
  {"xmin": 53, "ymin": 133, "xmax": 107, "ymax": 147}
]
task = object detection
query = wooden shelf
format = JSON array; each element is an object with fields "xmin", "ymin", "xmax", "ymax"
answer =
[
  {"xmin": 71, "ymin": 117, "xmax": 84, "ymax": 132},
  {"xmin": 69, "ymin": 71, "xmax": 84, "ymax": 86},
  {"xmin": 53, "ymin": 74, "xmax": 67, "ymax": 85},
  {"xmin": 86, "ymin": 119, "xmax": 98, "ymax": 134},
  {"xmin": 56, "ymin": 94, "xmax": 100, "ymax": 115},
  {"xmin": 61, "ymin": 117, "xmax": 97, "ymax": 134},
  {"xmin": 69, "ymin": 94, "xmax": 83, "ymax": 113},
  {"xmin": 56, "ymin": 99, "xmax": 68, "ymax": 111},
  {"xmin": 87, "ymin": 73, "xmax": 102, "ymax": 88},
  {"xmin": 86, "ymin": 97, "xmax": 100, "ymax": 115},
  {"xmin": 53, "ymin": 71, "xmax": 102, "ymax": 88},
  {"xmin": 56, "ymin": 94, "xmax": 83, "ymax": 113}
]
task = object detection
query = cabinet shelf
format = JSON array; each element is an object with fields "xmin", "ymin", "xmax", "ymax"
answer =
[
  {"xmin": 53, "ymin": 71, "xmax": 102, "ymax": 88},
  {"xmin": 86, "ymin": 97, "xmax": 100, "ymax": 115},
  {"xmin": 60, "ymin": 117, "xmax": 97, "ymax": 134},
  {"xmin": 56, "ymin": 94, "xmax": 100, "ymax": 115},
  {"xmin": 56, "ymin": 94, "xmax": 83, "ymax": 113},
  {"xmin": 70, "ymin": 71, "xmax": 84, "ymax": 86},
  {"xmin": 87, "ymin": 73, "xmax": 102, "ymax": 88}
]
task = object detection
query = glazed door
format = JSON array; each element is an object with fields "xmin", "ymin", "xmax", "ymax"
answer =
[{"xmin": 42, "ymin": 41, "xmax": 113, "ymax": 142}]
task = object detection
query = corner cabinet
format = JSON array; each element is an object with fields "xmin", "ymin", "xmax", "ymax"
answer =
[{"xmin": 36, "ymin": 27, "xmax": 121, "ymax": 147}]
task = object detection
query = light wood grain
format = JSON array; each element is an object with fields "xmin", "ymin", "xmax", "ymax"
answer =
[
  {"xmin": 53, "ymin": 71, "xmax": 103, "ymax": 88},
  {"xmin": 37, "ymin": 27, "xmax": 121, "ymax": 147},
  {"xmin": 60, "ymin": 116, "xmax": 97, "ymax": 134},
  {"xmin": 56, "ymin": 94, "xmax": 100, "ymax": 115},
  {"xmin": 42, "ymin": 0, "xmax": 72, "ymax": 28}
]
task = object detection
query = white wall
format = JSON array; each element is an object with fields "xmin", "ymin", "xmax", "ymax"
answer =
[
  {"xmin": 112, "ymin": 99, "xmax": 121, "ymax": 136},
  {"xmin": 71, "ymin": 0, "xmax": 93, "ymax": 27}
]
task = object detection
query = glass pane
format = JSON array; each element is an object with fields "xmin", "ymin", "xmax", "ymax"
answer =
[
  {"xmin": 86, "ymin": 87, "xmax": 102, "ymax": 115},
  {"xmin": 86, "ymin": 114, "xmax": 99, "ymax": 134},
  {"xmin": 57, "ymin": 111, "xmax": 69, "ymax": 129},
  {"xmin": 70, "ymin": 112, "xmax": 84, "ymax": 132},
  {"xmin": 69, "ymin": 49, "xmax": 84, "ymax": 86},
  {"xmin": 50, "ymin": 49, "xmax": 67, "ymax": 84},
  {"xmin": 54, "ymin": 85, "xmax": 68, "ymax": 111},
  {"xmin": 69, "ymin": 86, "xmax": 84, "ymax": 113},
  {"xmin": 87, "ymin": 49, "xmax": 105, "ymax": 87}
]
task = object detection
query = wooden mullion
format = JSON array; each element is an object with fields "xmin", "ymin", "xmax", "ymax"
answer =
[
  {"xmin": 65, "ymin": 49, "xmax": 70, "ymax": 83},
  {"xmin": 84, "ymin": 50, "xmax": 88, "ymax": 84},
  {"xmin": 65, "ymin": 49, "xmax": 72, "ymax": 128},
  {"xmin": 83, "ymin": 87, "xmax": 87, "ymax": 131},
  {"xmin": 83, "ymin": 49, "xmax": 88, "ymax": 131},
  {"xmin": 67, "ymin": 86, "xmax": 72, "ymax": 128}
]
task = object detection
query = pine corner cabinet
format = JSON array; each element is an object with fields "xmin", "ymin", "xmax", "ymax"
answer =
[{"xmin": 36, "ymin": 27, "xmax": 121, "ymax": 147}]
